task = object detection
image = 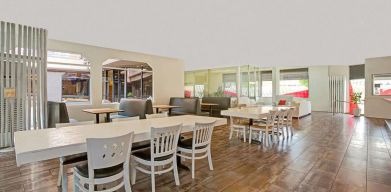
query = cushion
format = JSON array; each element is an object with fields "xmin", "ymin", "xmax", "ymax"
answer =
[
  {"xmin": 278, "ymin": 99, "xmax": 286, "ymax": 105},
  {"xmin": 62, "ymin": 153, "xmax": 87, "ymax": 165},
  {"xmin": 74, "ymin": 162, "xmax": 123, "ymax": 179},
  {"xmin": 178, "ymin": 138, "xmax": 207, "ymax": 150},
  {"xmin": 132, "ymin": 148, "xmax": 173, "ymax": 161}
]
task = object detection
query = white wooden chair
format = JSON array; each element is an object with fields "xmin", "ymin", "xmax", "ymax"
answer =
[
  {"xmin": 55, "ymin": 121, "xmax": 95, "ymax": 192},
  {"xmin": 131, "ymin": 124, "xmax": 182, "ymax": 192},
  {"xmin": 249, "ymin": 110, "xmax": 279, "ymax": 146},
  {"xmin": 146, "ymin": 112, "xmax": 168, "ymax": 119},
  {"xmin": 111, "ymin": 116, "xmax": 140, "ymax": 122},
  {"xmin": 177, "ymin": 121, "xmax": 216, "ymax": 179},
  {"xmin": 229, "ymin": 117, "xmax": 249, "ymax": 142},
  {"xmin": 284, "ymin": 109, "xmax": 294, "ymax": 137},
  {"xmin": 73, "ymin": 132, "xmax": 134, "ymax": 192},
  {"xmin": 275, "ymin": 109, "xmax": 287, "ymax": 140}
]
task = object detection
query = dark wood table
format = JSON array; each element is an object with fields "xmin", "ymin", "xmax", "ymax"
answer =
[
  {"xmin": 153, "ymin": 105, "xmax": 181, "ymax": 115},
  {"xmin": 83, "ymin": 108, "xmax": 124, "ymax": 124},
  {"xmin": 201, "ymin": 103, "xmax": 219, "ymax": 116}
]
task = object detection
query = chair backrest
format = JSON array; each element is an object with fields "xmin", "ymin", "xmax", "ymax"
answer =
[
  {"xmin": 55, "ymin": 121, "xmax": 95, "ymax": 128},
  {"xmin": 277, "ymin": 110, "xmax": 287, "ymax": 125},
  {"xmin": 169, "ymin": 97, "xmax": 201, "ymax": 115},
  {"xmin": 112, "ymin": 116, "xmax": 140, "ymax": 122},
  {"xmin": 48, "ymin": 101, "xmax": 70, "ymax": 128},
  {"xmin": 286, "ymin": 108, "xmax": 294, "ymax": 121},
  {"xmin": 192, "ymin": 121, "xmax": 216, "ymax": 148},
  {"xmin": 118, "ymin": 99, "xmax": 153, "ymax": 119},
  {"xmin": 146, "ymin": 112, "xmax": 168, "ymax": 119},
  {"xmin": 86, "ymin": 132, "xmax": 134, "ymax": 177},
  {"xmin": 150, "ymin": 124, "xmax": 182, "ymax": 159}
]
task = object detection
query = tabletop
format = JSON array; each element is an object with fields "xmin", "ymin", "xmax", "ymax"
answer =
[
  {"xmin": 14, "ymin": 115, "xmax": 227, "ymax": 166},
  {"xmin": 153, "ymin": 105, "xmax": 181, "ymax": 109},
  {"xmin": 82, "ymin": 108, "xmax": 123, "ymax": 114},
  {"xmin": 201, "ymin": 103, "xmax": 219, "ymax": 106},
  {"xmin": 221, "ymin": 106, "xmax": 292, "ymax": 119}
]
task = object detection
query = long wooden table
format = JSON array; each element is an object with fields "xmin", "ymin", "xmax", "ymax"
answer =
[
  {"xmin": 83, "ymin": 108, "xmax": 124, "ymax": 123},
  {"xmin": 14, "ymin": 115, "xmax": 227, "ymax": 166}
]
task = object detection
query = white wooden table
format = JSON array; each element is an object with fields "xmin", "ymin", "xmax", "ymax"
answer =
[
  {"xmin": 221, "ymin": 106, "xmax": 291, "ymax": 144},
  {"xmin": 14, "ymin": 115, "xmax": 227, "ymax": 166}
]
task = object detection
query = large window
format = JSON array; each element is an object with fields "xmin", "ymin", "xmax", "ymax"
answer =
[
  {"xmin": 373, "ymin": 74, "xmax": 391, "ymax": 96},
  {"xmin": 47, "ymin": 51, "xmax": 90, "ymax": 104},
  {"xmin": 102, "ymin": 60, "xmax": 153, "ymax": 103},
  {"xmin": 261, "ymin": 71, "xmax": 272, "ymax": 97},
  {"xmin": 279, "ymin": 68, "xmax": 309, "ymax": 98}
]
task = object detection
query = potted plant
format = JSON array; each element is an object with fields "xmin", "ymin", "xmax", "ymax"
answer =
[{"xmin": 351, "ymin": 92, "xmax": 362, "ymax": 117}]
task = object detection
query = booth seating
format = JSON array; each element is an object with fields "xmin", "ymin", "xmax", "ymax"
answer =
[
  {"xmin": 110, "ymin": 99, "xmax": 153, "ymax": 120},
  {"xmin": 169, "ymin": 97, "xmax": 209, "ymax": 116},
  {"xmin": 201, "ymin": 97, "xmax": 231, "ymax": 117},
  {"xmin": 48, "ymin": 101, "xmax": 76, "ymax": 128}
]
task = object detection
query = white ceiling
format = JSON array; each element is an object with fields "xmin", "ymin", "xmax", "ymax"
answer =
[{"xmin": 1, "ymin": 0, "xmax": 391, "ymax": 70}]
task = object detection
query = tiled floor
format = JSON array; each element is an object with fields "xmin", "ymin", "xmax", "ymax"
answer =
[{"xmin": 0, "ymin": 112, "xmax": 391, "ymax": 191}]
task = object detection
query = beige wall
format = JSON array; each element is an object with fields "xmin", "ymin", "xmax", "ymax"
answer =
[
  {"xmin": 308, "ymin": 66, "xmax": 330, "ymax": 112},
  {"xmin": 365, "ymin": 56, "xmax": 391, "ymax": 119},
  {"xmin": 48, "ymin": 39, "xmax": 185, "ymax": 121}
]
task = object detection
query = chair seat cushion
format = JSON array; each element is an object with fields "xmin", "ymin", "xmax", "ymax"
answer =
[
  {"xmin": 178, "ymin": 138, "xmax": 207, "ymax": 150},
  {"xmin": 74, "ymin": 162, "xmax": 123, "ymax": 179},
  {"xmin": 62, "ymin": 153, "xmax": 87, "ymax": 165},
  {"xmin": 132, "ymin": 148, "xmax": 172, "ymax": 161}
]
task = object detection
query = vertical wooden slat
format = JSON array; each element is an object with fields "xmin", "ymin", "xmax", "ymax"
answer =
[
  {"xmin": 22, "ymin": 25, "xmax": 27, "ymax": 131},
  {"xmin": 4, "ymin": 22, "xmax": 10, "ymax": 146},
  {"xmin": 42, "ymin": 29, "xmax": 48, "ymax": 128},
  {"xmin": 10, "ymin": 23, "xmax": 16, "ymax": 145},
  {"xmin": 36, "ymin": 29, "xmax": 41, "ymax": 129},
  {"xmin": 31, "ymin": 27, "xmax": 36, "ymax": 129},
  {"xmin": 0, "ymin": 21, "xmax": 4, "ymax": 147},
  {"xmin": 16, "ymin": 25, "xmax": 21, "ymax": 131},
  {"xmin": 26, "ymin": 26, "xmax": 31, "ymax": 130}
]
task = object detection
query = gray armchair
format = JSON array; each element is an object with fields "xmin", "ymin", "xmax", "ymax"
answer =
[{"xmin": 111, "ymin": 99, "xmax": 153, "ymax": 120}]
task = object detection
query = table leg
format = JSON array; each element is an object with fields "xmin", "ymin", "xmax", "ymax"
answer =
[
  {"xmin": 169, "ymin": 108, "xmax": 172, "ymax": 116},
  {"xmin": 106, "ymin": 113, "xmax": 111, "ymax": 123},
  {"xmin": 95, "ymin": 114, "xmax": 100, "ymax": 124},
  {"xmin": 156, "ymin": 108, "xmax": 159, "ymax": 114},
  {"xmin": 209, "ymin": 106, "xmax": 213, "ymax": 116}
]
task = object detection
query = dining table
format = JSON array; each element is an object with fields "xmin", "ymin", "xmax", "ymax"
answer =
[
  {"xmin": 152, "ymin": 104, "xmax": 181, "ymax": 114},
  {"xmin": 221, "ymin": 106, "xmax": 293, "ymax": 144},
  {"xmin": 14, "ymin": 115, "xmax": 227, "ymax": 192},
  {"xmin": 201, "ymin": 103, "xmax": 219, "ymax": 116},
  {"xmin": 82, "ymin": 108, "xmax": 124, "ymax": 123}
]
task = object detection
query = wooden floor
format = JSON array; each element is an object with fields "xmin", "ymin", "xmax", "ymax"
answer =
[{"xmin": 1, "ymin": 112, "xmax": 391, "ymax": 192}]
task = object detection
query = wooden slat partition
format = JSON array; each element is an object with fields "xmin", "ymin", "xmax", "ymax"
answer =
[{"xmin": 0, "ymin": 21, "xmax": 47, "ymax": 148}]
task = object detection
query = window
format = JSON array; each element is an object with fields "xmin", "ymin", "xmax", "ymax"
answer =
[
  {"xmin": 261, "ymin": 71, "xmax": 272, "ymax": 97},
  {"xmin": 373, "ymin": 74, "xmax": 391, "ymax": 96},
  {"xmin": 47, "ymin": 51, "xmax": 90, "ymax": 104},
  {"xmin": 102, "ymin": 60, "xmax": 153, "ymax": 103},
  {"xmin": 279, "ymin": 68, "xmax": 309, "ymax": 98},
  {"xmin": 223, "ymin": 73, "xmax": 237, "ymax": 97}
]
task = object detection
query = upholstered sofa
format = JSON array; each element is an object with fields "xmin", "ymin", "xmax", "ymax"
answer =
[
  {"xmin": 201, "ymin": 97, "xmax": 231, "ymax": 117},
  {"xmin": 169, "ymin": 97, "xmax": 209, "ymax": 116},
  {"xmin": 291, "ymin": 100, "xmax": 312, "ymax": 118},
  {"xmin": 111, "ymin": 98, "xmax": 153, "ymax": 120}
]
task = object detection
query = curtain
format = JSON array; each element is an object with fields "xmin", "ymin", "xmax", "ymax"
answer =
[{"xmin": 0, "ymin": 21, "xmax": 47, "ymax": 148}]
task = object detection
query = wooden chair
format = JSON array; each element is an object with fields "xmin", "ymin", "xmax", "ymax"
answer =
[
  {"xmin": 229, "ymin": 117, "xmax": 249, "ymax": 142},
  {"xmin": 111, "ymin": 116, "xmax": 140, "ymax": 122},
  {"xmin": 55, "ymin": 121, "xmax": 95, "ymax": 192},
  {"xmin": 145, "ymin": 112, "xmax": 168, "ymax": 119},
  {"xmin": 284, "ymin": 109, "xmax": 294, "ymax": 137},
  {"xmin": 131, "ymin": 124, "xmax": 182, "ymax": 192},
  {"xmin": 73, "ymin": 132, "xmax": 134, "ymax": 192},
  {"xmin": 275, "ymin": 109, "xmax": 287, "ymax": 140},
  {"xmin": 249, "ymin": 110, "xmax": 279, "ymax": 146},
  {"xmin": 177, "ymin": 121, "xmax": 216, "ymax": 179}
]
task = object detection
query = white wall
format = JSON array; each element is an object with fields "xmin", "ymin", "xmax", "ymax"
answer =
[
  {"xmin": 308, "ymin": 66, "xmax": 330, "ymax": 112},
  {"xmin": 47, "ymin": 72, "xmax": 63, "ymax": 102},
  {"xmin": 48, "ymin": 39, "xmax": 185, "ymax": 121},
  {"xmin": 365, "ymin": 56, "xmax": 391, "ymax": 119}
]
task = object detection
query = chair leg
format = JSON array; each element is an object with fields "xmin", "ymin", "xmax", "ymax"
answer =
[
  {"xmin": 73, "ymin": 173, "xmax": 80, "ymax": 192},
  {"xmin": 290, "ymin": 123, "xmax": 294, "ymax": 136},
  {"xmin": 207, "ymin": 148, "xmax": 214, "ymax": 171},
  {"xmin": 57, "ymin": 164, "xmax": 63, "ymax": 187},
  {"xmin": 62, "ymin": 166, "xmax": 68, "ymax": 192},
  {"xmin": 229, "ymin": 127, "xmax": 233, "ymax": 140},
  {"xmin": 243, "ymin": 128, "xmax": 246, "ymax": 142},
  {"xmin": 131, "ymin": 164, "xmax": 136, "ymax": 185},
  {"xmin": 249, "ymin": 128, "xmax": 252, "ymax": 144},
  {"xmin": 151, "ymin": 166, "xmax": 156, "ymax": 192},
  {"xmin": 265, "ymin": 127, "xmax": 269, "ymax": 147},
  {"xmin": 173, "ymin": 157, "xmax": 180, "ymax": 186},
  {"xmin": 124, "ymin": 165, "xmax": 132, "ymax": 192},
  {"xmin": 191, "ymin": 153, "xmax": 195, "ymax": 179}
]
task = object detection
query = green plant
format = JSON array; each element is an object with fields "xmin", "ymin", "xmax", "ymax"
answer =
[{"xmin": 351, "ymin": 92, "xmax": 362, "ymax": 105}]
